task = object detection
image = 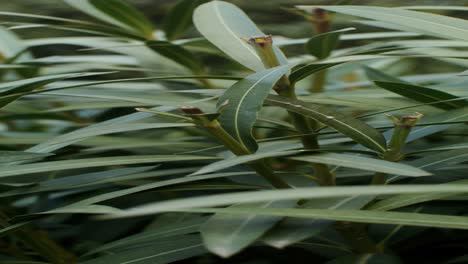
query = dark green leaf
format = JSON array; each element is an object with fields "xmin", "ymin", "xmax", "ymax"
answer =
[
  {"xmin": 218, "ymin": 66, "xmax": 290, "ymax": 152},
  {"xmin": 289, "ymin": 63, "xmax": 341, "ymax": 84},
  {"xmin": 266, "ymin": 96, "xmax": 387, "ymax": 153},
  {"xmin": 146, "ymin": 40, "xmax": 204, "ymax": 73},
  {"xmin": 164, "ymin": 0, "xmax": 209, "ymax": 40},
  {"xmin": 65, "ymin": 0, "xmax": 154, "ymax": 38},
  {"xmin": 306, "ymin": 28, "xmax": 354, "ymax": 59},
  {"xmin": 373, "ymin": 81, "xmax": 468, "ymax": 110},
  {"xmin": 200, "ymin": 201, "xmax": 295, "ymax": 257}
]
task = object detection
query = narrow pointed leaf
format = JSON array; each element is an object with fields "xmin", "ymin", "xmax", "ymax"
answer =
[
  {"xmin": 146, "ymin": 40, "xmax": 204, "ymax": 73},
  {"xmin": 296, "ymin": 5, "xmax": 468, "ymax": 41},
  {"xmin": 182, "ymin": 207, "xmax": 468, "ymax": 231},
  {"xmin": 0, "ymin": 151, "xmax": 52, "ymax": 164},
  {"xmin": 0, "ymin": 155, "xmax": 217, "ymax": 178},
  {"xmin": 306, "ymin": 28, "xmax": 354, "ymax": 59},
  {"xmin": 266, "ymin": 96, "xmax": 387, "ymax": 152},
  {"xmin": 64, "ymin": 0, "xmax": 154, "ymax": 38},
  {"xmin": 0, "ymin": 72, "xmax": 112, "ymax": 108},
  {"xmin": 164, "ymin": 0, "xmax": 209, "ymax": 40},
  {"xmin": 218, "ymin": 66, "xmax": 290, "ymax": 152},
  {"xmin": 263, "ymin": 196, "xmax": 373, "ymax": 248},
  {"xmin": 192, "ymin": 150, "xmax": 300, "ymax": 176},
  {"xmin": 373, "ymin": 81, "xmax": 468, "ymax": 110},
  {"xmin": 200, "ymin": 201, "xmax": 295, "ymax": 257},
  {"xmin": 289, "ymin": 63, "xmax": 341, "ymax": 84},
  {"xmin": 369, "ymin": 179, "xmax": 468, "ymax": 211},
  {"xmin": 80, "ymin": 235, "xmax": 206, "ymax": 264},
  {"xmin": 292, "ymin": 153, "xmax": 430, "ymax": 177},
  {"xmin": 103, "ymin": 185, "xmax": 468, "ymax": 218}
]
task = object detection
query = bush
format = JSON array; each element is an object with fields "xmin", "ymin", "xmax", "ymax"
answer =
[{"xmin": 0, "ymin": 1, "xmax": 467, "ymax": 263}]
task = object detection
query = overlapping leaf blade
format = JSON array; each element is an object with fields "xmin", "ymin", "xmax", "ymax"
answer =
[
  {"xmin": 218, "ymin": 66, "xmax": 290, "ymax": 152},
  {"xmin": 193, "ymin": 1, "xmax": 288, "ymax": 71}
]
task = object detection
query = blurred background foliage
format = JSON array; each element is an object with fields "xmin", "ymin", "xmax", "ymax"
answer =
[{"xmin": 3, "ymin": 0, "xmax": 468, "ymax": 39}]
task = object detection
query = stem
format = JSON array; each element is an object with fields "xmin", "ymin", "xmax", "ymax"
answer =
[
  {"xmin": 181, "ymin": 107, "xmax": 290, "ymax": 189},
  {"xmin": 334, "ymin": 222, "xmax": 384, "ymax": 253},
  {"xmin": 371, "ymin": 113, "xmax": 423, "ymax": 185},
  {"xmin": 309, "ymin": 8, "xmax": 331, "ymax": 93},
  {"xmin": 247, "ymin": 36, "xmax": 335, "ymax": 186},
  {"xmin": 311, "ymin": 69, "xmax": 327, "ymax": 93}
]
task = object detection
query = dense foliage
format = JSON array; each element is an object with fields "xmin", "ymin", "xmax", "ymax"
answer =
[{"xmin": 0, "ymin": 1, "xmax": 467, "ymax": 263}]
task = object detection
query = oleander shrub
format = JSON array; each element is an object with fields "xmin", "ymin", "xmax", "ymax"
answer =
[{"xmin": 0, "ymin": 1, "xmax": 467, "ymax": 263}]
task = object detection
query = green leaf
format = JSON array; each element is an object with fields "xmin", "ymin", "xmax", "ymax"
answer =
[
  {"xmin": 373, "ymin": 81, "xmax": 468, "ymax": 110},
  {"xmin": 306, "ymin": 28, "xmax": 355, "ymax": 59},
  {"xmin": 0, "ymin": 72, "xmax": 112, "ymax": 108},
  {"xmin": 363, "ymin": 66, "xmax": 408, "ymax": 84},
  {"xmin": 64, "ymin": 0, "xmax": 154, "ymax": 38},
  {"xmin": 0, "ymin": 151, "xmax": 52, "ymax": 164},
  {"xmin": 296, "ymin": 5, "xmax": 468, "ymax": 41},
  {"xmin": 64, "ymin": 172, "xmax": 257, "ymax": 207},
  {"xmin": 289, "ymin": 63, "xmax": 341, "ymax": 84},
  {"xmin": 103, "ymin": 185, "xmax": 468, "ymax": 218},
  {"xmin": 164, "ymin": 0, "xmax": 209, "ymax": 40},
  {"xmin": 146, "ymin": 41, "xmax": 203, "ymax": 73},
  {"xmin": 218, "ymin": 66, "xmax": 290, "ymax": 152},
  {"xmin": 292, "ymin": 153, "xmax": 430, "ymax": 177},
  {"xmin": 192, "ymin": 150, "xmax": 299, "ymax": 176},
  {"xmin": 263, "ymin": 196, "xmax": 373, "ymax": 248},
  {"xmin": 0, "ymin": 26, "xmax": 37, "ymax": 77},
  {"xmin": 39, "ymin": 123, "xmax": 194, "ymax": 149},
  {"xmin": 200, "ymin": 201, "xmax": 295, "ymax": 257},
  {"xmin": 193, "ymin": 1, "xmax": 288, "ymax": 71},
  {"xmin": 266, "ymin": 96, "xmax": 387, "ymax": 153},
  {"xmin": 0, "ymin": 155, "xmax": 217, "ymax": 179},
  {"xmin": 80, "ymin": 235, "xmax": 205, "ymax": 264},
  {"xmin": 0, "ymin": 166, "xmax": 159, "ymax": 197},
  {"xmin": 369, "ymin": 179, "xmax": 468, "ymax": 211},
  {"xmin": 169, "ymin": 207, "xmax": 468, "ymax": 231},
  {"xmin": 85, "ymin": 217, "xmax": 206, "ymax": 256}
]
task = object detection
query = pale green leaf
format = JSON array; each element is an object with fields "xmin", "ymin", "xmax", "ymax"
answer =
[
  {"xmin": 0, "ymin": 155, "xmax": 217, "ymax": 178},
  {"xmin": 296, "ymin": 5, "xmax": 468, "ymax": 41},
  {"xmin": 193, "ymin": 1, "xmax": 288, "ymax": 71},
  {"xmin": 292, "ymin": 153, "xmax": 430, "ymax": 177}
]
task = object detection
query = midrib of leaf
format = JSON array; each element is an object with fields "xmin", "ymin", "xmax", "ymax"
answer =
[
  {"xmin": 293, "ymin": 154, "xmax": 424, "ymax": 176},
  {"xmin": 267, "ymin": 97, "xmax": 386, "ymax": 152},
  {"xmin": 419, "ymin": 153, "xmax": 468, "ymax": 169},
  {"xmin": 213, "ymin": 2, "xmax": 260, "ymax": 63},
  {"xmin": 233, "ymin": 67, "xmax": 286, "ymax": 147},
  {"xmin": 120, "ymin": 244, "xmax": 204, "ymax": 264}
]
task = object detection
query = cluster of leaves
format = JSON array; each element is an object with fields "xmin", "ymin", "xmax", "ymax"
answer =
[{"xmin": 0, "ymin": 0, "xmax": 467, "ymax": 263}]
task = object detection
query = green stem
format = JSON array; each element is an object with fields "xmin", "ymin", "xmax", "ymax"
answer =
[
  {"xmin": 311, "ymin": 68, "xmax": 327, "ymax": 93},
  {"xmin": 181, "ymin": 107, "xmax": 290, "ymax": 189},
  {"xmin": 247, "ymin": 36, "xmax": 335, "ymax": 186},
  {"xmin": 371, "ymin": 113, "xmax": 423, "ymax": 185}
]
